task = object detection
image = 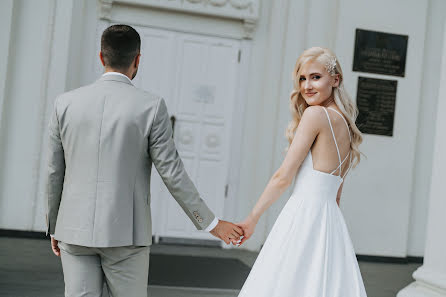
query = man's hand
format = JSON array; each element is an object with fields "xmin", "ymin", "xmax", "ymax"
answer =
[
  {"xmin": 210, "ymin": 220, "xmax": 244, "ymax": 245},
  {"xmin": 51, "ymin": 236, "xmax": 60, "ymax": 257}
]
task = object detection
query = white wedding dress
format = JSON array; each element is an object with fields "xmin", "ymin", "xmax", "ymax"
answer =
[{"xmin": 238, "ymin": 107, "xmax": 367, "ymax": 297}]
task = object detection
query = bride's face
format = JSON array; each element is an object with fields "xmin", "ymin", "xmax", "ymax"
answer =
[{"xmin": 298, "ymin": 60, "xmax": 339, "ymax": 106}]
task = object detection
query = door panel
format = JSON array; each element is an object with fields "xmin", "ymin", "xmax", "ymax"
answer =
[{"xmin": 134, "ymin": 26, "xmax": 240, "ymax": 241}]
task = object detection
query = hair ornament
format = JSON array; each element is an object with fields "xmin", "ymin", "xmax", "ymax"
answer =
[{"xmin": 325, "ymin": 57, "xmax": 337, "ymax": 75}]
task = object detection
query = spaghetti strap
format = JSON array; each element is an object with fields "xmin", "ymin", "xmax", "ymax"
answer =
[
  {"xmin": 326, "ymin": 107, "xmax": 354, "ymax": 179},
  {"xmin": 327, "ymin": 107, "xmax": 351, "ymax": 141},
  {"xmin": 330, "ymin": 152, "xmax": 350, "ymax": 175},
  {"xmin": 342, "ymin": 152, "xmax": 353, "ymax": 179},
  {"xmin": 322, "ymin": 107, "xmax": 342, "ymax": 175}
]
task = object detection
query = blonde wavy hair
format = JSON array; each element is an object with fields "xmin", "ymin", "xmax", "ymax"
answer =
[{"xmin": 286, "ymin": 47, "xmax": 363, "ymax": 168}]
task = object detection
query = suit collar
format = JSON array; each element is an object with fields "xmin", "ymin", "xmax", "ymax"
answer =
[{"xmin": 98, "ymin": 72, "xmax": 133, "ymax": 86}]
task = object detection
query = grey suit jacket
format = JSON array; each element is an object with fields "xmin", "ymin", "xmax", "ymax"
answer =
[{"xmin": 45, "ymin": 74, "xmax": 215, "ymax": 247}]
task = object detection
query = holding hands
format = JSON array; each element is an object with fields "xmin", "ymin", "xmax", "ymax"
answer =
[
  {"xmin": 210, "ymin": 220, "xmax": 244, "ymax": 245},
  {"xmin": 236, "ymin": 215, "xmax": 258, "ymax": 246},
  {"xmin": 209, "ymin": 216, "xmax": 258, "ymax": 246}
]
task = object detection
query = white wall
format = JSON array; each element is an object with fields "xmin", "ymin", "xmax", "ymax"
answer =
[
  {"xmin": 0, "ymin": 0, "xmax": 444, "ymax": 258},
  {"xmin": 334, "ymin": 0, "xmax": 428, "ymax": 257}
]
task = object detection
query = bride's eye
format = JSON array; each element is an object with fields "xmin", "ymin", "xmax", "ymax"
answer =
[
  {"xmin": 312, "ymin": 75, "xmax": 321, "ymax": 80},
  {"xmin": 299, "ymin": 77, "xmax": 306, "ymax": 81}
]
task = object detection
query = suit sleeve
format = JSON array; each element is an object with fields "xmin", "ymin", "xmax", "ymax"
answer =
[
  {"xmin": 45, "ymin": 97, "xmax": 66, "ymax": 236},
  {"xmin": 148, "ymin": 98, "xmax": 215, "ymax": 230}
]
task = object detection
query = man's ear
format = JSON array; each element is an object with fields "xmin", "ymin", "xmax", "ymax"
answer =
[
  {"xmin": 99, "ymin": 52, "xmax": 106, "ymax": 67},
  {"xmin": 134, "ymin": 53, "xmax": 141, "ymax": 68}
]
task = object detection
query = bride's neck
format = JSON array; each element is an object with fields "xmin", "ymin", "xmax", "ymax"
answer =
[{"xmin": 321, "ymin": 95, "xmax": 335, "ymax": 108}]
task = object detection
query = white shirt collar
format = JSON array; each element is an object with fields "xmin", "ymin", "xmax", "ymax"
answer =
[{"xmin": 102, "ymin": 72, "xmax": 132, "ymax": 83}]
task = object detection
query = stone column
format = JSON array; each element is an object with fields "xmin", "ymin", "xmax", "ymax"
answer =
[
  {"xmin": 397, "ymin": 20, "xmax": 446, "ymax": 297},
  {"xmin": 0, "ymin": 0, "xmax": 14, "ymax": 135},
  {"xmin": 33, "ymin": 0, "xmax": 79, "ymax": 230}
]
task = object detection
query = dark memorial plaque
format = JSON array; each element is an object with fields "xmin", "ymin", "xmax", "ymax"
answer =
[
  {"xmin": 353, "ymin": 29, "xmax": 408, "ymax": 77},
  {"xmin": 356, "ymin": 77, "xmax": 397, "ymax": 136}
]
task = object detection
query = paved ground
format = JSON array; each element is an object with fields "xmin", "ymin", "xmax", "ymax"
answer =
[{"xmin": 0, "ymin": 237, "xmax": 420, "ymax": 297}]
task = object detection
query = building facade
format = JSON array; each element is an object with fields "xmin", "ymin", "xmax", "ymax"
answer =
[{"xmin": 1, "ymin": 5, "xmax": 445, "ymax": 290}]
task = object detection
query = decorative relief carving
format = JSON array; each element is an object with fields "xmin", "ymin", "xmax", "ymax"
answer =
[
  {"xmin": 99, "ymin": 0, "xmax": 113, "ymax": 20},
  {"xmin": 205, "ymin": 134, "xmax": 220, "ymax": 148},
  {"xmin": 243, "ymin": 18, "xmax": 256, "ymax": 38},
  {"xmin": 180, "ymin": 130, "xmax": 194, "ymax": 146},
  {"xmin": 182, "ymin": 0, "xmax": 253, "ymax": 10},
  {"xmin": 98, "ymin": 0, "xmax": 259, "ymax": 38},
  {"xmin": 208, "ymin": 0, "xmax": 228, "ymax": 7},
  {"xmin": 193, "ymin": 84, "xmax": 216, "ymax": 104},
  {"xmin": 229, "ymin": 0, "xmax": 252, "ymax": 9}
]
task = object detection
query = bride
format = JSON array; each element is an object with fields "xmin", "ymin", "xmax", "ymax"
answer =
[{"xmin": 236, "ymin": 47, "xmax": 367, "ymax": 296}]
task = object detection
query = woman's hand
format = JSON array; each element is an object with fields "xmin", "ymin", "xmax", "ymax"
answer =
[{"xmin": 236, "ymin": 216, "xmax": 258, "ymax": 246}]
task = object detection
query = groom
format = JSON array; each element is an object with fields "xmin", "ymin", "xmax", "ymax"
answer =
[{"xmin": 45, "ymin": 24, "xmax": 243, "ymax": 297}]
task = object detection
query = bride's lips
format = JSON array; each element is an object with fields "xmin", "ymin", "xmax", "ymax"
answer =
[{"xmin": 305, "ymin": 92, "xmax": 317, "ymax": 97}]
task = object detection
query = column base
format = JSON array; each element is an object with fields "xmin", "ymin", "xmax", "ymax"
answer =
[
  {"xmin": 398, "ymin": 282, "xmax": 446, "ymax": 297},
  {"xmin": 397, "ymin": 266, "xmax": 446, "ymax": 297}
]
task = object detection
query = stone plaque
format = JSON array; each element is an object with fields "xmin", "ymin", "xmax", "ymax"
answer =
[
  {"xmin": 356, "ymin": 77, "xmax": 397, "ymax": 136},
  {"xmin": 353, "ymin": 29, "xmax": 408, "ymax": 77}
]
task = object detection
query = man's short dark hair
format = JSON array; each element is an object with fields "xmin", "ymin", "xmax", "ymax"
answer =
[{"xmin": 101, "ymin": 25, "xmax": 141, "ymax": 70}]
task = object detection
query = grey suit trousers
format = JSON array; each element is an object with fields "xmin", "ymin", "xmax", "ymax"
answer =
[{"xmin": 59, "ymin": 242, "xmax": 150, "ymax": 297}]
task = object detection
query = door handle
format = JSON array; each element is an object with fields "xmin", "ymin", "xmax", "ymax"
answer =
[{"xmin": 170, "ymin": 115, "xmax": 176, "ymax": 138}]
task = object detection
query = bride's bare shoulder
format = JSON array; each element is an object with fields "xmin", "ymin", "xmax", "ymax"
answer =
[{"xmin": 301, "ymin": 106, "xmax": 327, "ymax": 126}]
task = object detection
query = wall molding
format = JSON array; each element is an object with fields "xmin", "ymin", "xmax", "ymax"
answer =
[
  {"xmin": 356, "ymin": 254, "xmax": 424, "ymax": 264},
  {"xmin": 98, "ymin": 0, "xmax": 259, "ymax": 38},
  {"xmin": 0, "ymin": 229, "xmax": 47, "ymax": 240}
]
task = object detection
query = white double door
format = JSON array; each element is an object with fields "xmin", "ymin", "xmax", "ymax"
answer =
[{"xmin": 132, "ymin": 26, "xmax": 241, "ymax": 241}]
